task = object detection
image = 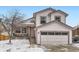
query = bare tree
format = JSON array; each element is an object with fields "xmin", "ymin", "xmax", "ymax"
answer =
[
  {"xmin": 0, "ymin": 19, "xmax": 4, "ymax": 35},
  {"xmin": 2, "ymin": 10, "xmax": 25, "ymax": 44}
]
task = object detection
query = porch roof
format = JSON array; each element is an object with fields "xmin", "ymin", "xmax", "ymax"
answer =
[{"xmin": 16, "ymin": 23, "xmax": 35, "ymax": 27}]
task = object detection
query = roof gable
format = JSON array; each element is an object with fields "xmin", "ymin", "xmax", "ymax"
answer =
[
  {"xmin": 33, "ymin": 7, "xmax": 56, "ymax": 15},
  {"xmin": 33, "ymin": 7, "xmax": 68, "ymax": 18},
  {"xmin": 37, "ymin": 20, "xmax": 73, "ymax": 29},
  {"xmin": 57, "ymin": 10, "xmax": 68, "ymax": 16},
  {"xmin": 50, "ymin": 10, "xmax": 68, "ymax": 17}
]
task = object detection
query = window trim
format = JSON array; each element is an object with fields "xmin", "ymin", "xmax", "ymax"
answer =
[
  {"xmin": 40, "ymin": 16, "xmax": 46, "ymax": 24},
  {"xmin": 15, "ymin": 28, "xmax": 21, "ymax": 33},
  {"xmin": 61, "ymin": 32, "xmax": 68, "ymax": 35},
  {"xmin": 22, "ymin": 27, "xmax": 26, "ymax": 33},
  {"xmin": 41, "ymin": 32, "xmax": 47, "ymax": 35},
  {"xmin": 55, "ymin": 16, "xmax": 61, "ymax": 22}
]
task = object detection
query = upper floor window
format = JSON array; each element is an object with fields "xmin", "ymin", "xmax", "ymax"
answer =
[
  {"xmin": 55, "ymin": 16, "xmax": 61, "ymax": 22},
  {"xmin": 40, "ymin": 16, "xmax": 46, "ymax": 24}
]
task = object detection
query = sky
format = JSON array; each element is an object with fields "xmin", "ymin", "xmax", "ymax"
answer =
[{"xmin": 0, "ymin": 6, "xmax": 78, "ymax": 27}]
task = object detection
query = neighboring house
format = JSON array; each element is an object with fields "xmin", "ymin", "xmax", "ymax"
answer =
[
  {"xmin": 14, "ymin": 8, "xmax": 73, "ymax": 45},
  {"xmin": 72, "ymin": 25, "xmax": 79, "ymax": 37}
]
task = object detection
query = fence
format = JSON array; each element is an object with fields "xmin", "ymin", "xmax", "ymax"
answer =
[{"xmin": 0, "ymin": 35, "xmax": 9, "ymax": 41}]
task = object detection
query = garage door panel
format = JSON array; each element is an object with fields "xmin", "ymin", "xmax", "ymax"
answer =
[
  {"xmin": 41, "ymin": 35, "xmax": 68, "ymax": 40},
  {"xmin": 41, "ymin": 35, "xmax": 68, "ymax": 45},
  {"xmin": 41, "ymin": 41, "xmax": 68, "ymax": 45}
]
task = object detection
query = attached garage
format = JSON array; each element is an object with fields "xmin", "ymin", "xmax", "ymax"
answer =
[
  {"xmin": 36, "ymin": 21, "xmax": 72, "ymax": 45},
  {"xmin": 40, "ymin": 32, "xmax": 69, "ymax": 45}
]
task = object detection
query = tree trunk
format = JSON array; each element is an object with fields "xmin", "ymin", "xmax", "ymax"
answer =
[
  {"xmin": 8, "ymin": 32, "xmax": 12, "ymax": 44},
  {"xmin": 1, "ymin": 22, "xmax": 12, "ymax": 44}
]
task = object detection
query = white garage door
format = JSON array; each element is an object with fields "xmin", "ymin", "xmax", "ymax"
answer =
[{"xmin": 40, "ymin": 32, "xmax": 69, "ymax": 45}]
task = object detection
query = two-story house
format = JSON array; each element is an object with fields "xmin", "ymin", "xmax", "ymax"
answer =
[
  {"xmin": 14, "ymin": 8, "xmax": 73, "ymax": 45},
  {"xmin": 34, "ymin": 8, "xmax": 73, "ymax": 45}
]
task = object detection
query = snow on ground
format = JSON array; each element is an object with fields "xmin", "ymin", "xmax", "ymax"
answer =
[
  {"xmin": 0, "ymin": 39, "xmax": 47, "ymax": 52},
  {"xmin": 72, "ymin": 43, "xmax": 79, "ymax": 48}
]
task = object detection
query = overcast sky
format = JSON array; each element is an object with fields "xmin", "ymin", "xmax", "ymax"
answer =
[{"xmin": 0, "ymin": 6, "xmax": 78, "ymax": 27}]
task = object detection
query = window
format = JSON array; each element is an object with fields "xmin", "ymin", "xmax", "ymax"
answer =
[
  {"xmin": 40, "ymin": 16, "xmax": 46, "ymax": 24},
  {"xmin": 41, "ymin": 32, "xmax": 68, "ymax": 35},
  {"xmin": 22, "ymin": 28, "xmax": 26, "ymax": 33},
  {"xmin": 62, "ymin": 32, "xmax": 68, "ymax": 35},
  {"xmin": 55, "ymin": 32, "xmax": 61, "ymax": 35},
  {"xmin": 48, "ymin": 32, "xmax": 54, "ymax": 35},
  {"xmin": 55, "ymin": 16, "xmax": 61, "ymax": 22},
  {"xmin": 15, "ymin": 28, "xmax": 21, "ymax": 33},
  {"xmin": 41, "ymin": 32, "xmax": 47, "ymax": 35}
]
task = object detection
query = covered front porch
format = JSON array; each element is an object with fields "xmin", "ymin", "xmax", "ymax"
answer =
[{"xmin": 13, "ymin": 23, "xmax": 36, "ymax": 44}]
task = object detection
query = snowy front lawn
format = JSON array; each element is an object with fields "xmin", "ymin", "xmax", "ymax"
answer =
[
  {"xmin": 0, "ymin": 39, "xmax": 47, "ymax": 52},
  {"xmin": 1, "ymin": 39, "xmax": 79, "ymax": 52}
]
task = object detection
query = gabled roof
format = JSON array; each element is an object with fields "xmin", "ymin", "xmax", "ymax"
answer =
[
  {"xmin": 51, "ymin": 10, "xmax": 68, "ymax": 17},
  {"xmin": 21, "ymin": 17, "xmax": 33, "ymax": 23},
  {"xmin": 57, "ymin": 10, "xmax": 68, "ymax": 16},
  {"xmin": 21, "ymin": 7, "xmax": 68, "ymax": 23},
  {"xmin": 34, "ymin": 7, "xmax": 56, "ymax": 15},
  {"xmin": 36, "ymin": 20, "xmax": 73, "ymax": 29},
  {"xmin": 33, "ymin": 7, "xmax": 68, "ymax": 17}
]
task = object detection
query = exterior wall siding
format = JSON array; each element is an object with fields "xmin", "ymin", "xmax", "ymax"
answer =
[
  {"xmin": 36, "ymin": 22, "xmax": 72, "ymax": 45},
  {"xmin": 36, "ymin": 10, "xmax": 54, "ymax": 27},
  {"xmin": 51, "ymin": 12, "xmax": 66, "ymax": 24},
  {"xmin": 35, "ymin": 10, "xmax": 66, "ymax": 27},
  {"xmin": 13, "ymin": 8, "xmax": 72, "ymax": 45},
  {"xmin": 72, "ymin": 28, "xmax": 79, "ymax": 37},
  {"xmin": 69, "ymin": 30, "xmax": 72, "ymax": 44}
]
